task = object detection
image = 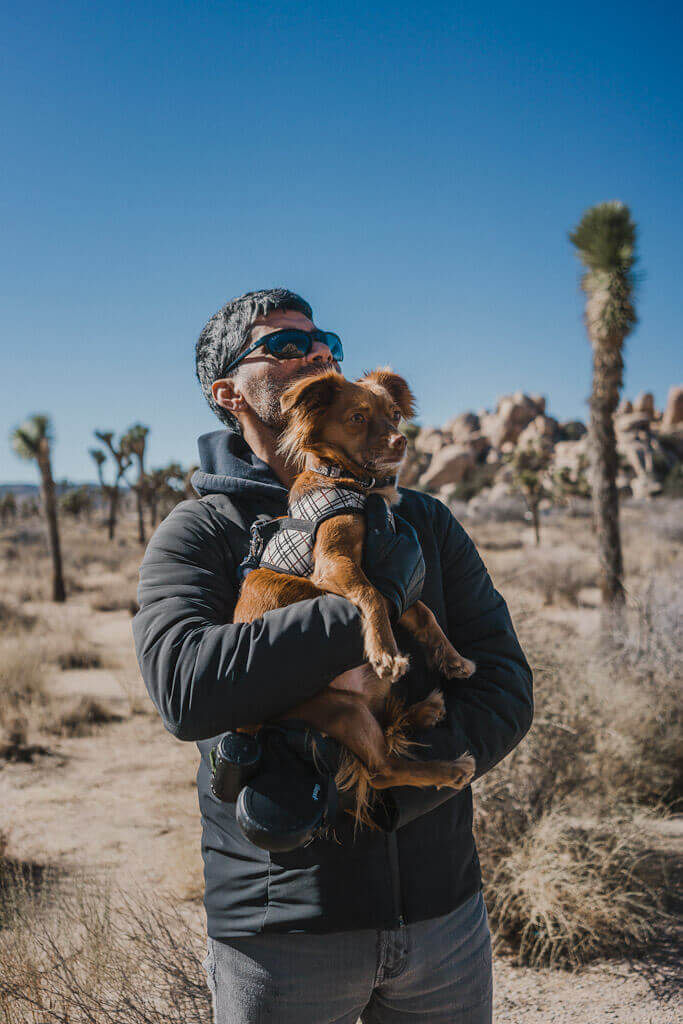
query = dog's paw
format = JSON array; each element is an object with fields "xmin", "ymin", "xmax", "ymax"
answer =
[
  {"xmin": 437, "ymin": 754, "xmax": 475, "ymax": 790},
  {"xmin": 432, "ymin": 643, "xmax": 476, "ymax": 681},
  {"xmin": 370, "ymin": 650, "xmax": 410, "ymax": 682},
  {"xmin": 409, "ymin": 689, "xmax": 446, "ymax": 728}
]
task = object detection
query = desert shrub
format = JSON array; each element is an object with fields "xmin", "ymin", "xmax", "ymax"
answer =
[
  {"xmin": 0, "ymin": 637, "xmax": 46, "ymax": 724},
  {"xmin": 660, "ymin": 463, "xmax": 683, "ymax": 497},
  {"xmin": 0, "ymin": 600, "xmax": 36, "ymax": 633},
  {"xmin": 90, "ymin": 583, "xmax": 138, "ymax": 614},
  {"xmin": 587, "ymin": 576, "xmax": 683, "ymax": 807},
  {"xmin": 49, "ymin": 697, "xmax": 124, "ymax": 738},
  {"xmin": 486, "ymin": 811, "xmax": 664, "ymax": 967},
  {"xmin": 473, "ymin": 628, "xmax": 673, "ymax": 965},
  {"xmin": 469, "ymin": 496, "xmax": 528, "ymax": 523},
  {"xmin": 521, "ymin": 546, "xmax": 597, "ymax": 605},
  {"xmin": 0, "ymin": 876, "xmax": 212, "ymax": 1023},
  {"xmin": 647, "ymin": 497, "xmax": 683, "ymax": 542},
  {"xmin": 47, "ymin": 629, "xmax": 103, "ymax": 670}
]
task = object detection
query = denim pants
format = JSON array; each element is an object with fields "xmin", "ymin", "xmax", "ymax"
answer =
[{"xmin": 202, "ymin": 890, "xmax": 492, "ymax": 1023}]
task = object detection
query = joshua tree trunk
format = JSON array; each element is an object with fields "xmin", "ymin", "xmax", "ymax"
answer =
[
  {"xmin": 135, "ymin": 476, "xmax": 146, "ymax": 544},
  {"xmin": 589, "ymin": 343, "xmax": 625, "ymax": 607},
  {"xmin": 530, "ymin": 500, "xmax": 541, "ymax": 546},
  {"xmin": 107, "ymin": 486, "xmax": 119, "ymax": 541},
  {"xmin": 37, "ymin": 442, "xmax": 66, "ymax": 602}
]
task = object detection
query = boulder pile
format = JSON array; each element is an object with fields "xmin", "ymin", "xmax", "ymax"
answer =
[{"xmin": 403, "ymin": 385, "xmax": 683, "ymax": 508}]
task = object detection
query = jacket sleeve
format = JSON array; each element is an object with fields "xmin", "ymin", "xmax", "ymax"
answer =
[
  {"xmin": 378, "ymin": 499, "xmax": 533, "ymax": 830},
  {"xmin": 132, "ymin": 501, "xmax": 366, "ymax": 741}
]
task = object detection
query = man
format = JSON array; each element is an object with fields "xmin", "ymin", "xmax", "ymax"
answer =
[{"xmin": 133, "ymin": 288, "xmax": 533, "ymax": 1023}]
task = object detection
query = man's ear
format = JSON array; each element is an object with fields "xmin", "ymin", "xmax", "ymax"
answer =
[
  {"xmin": 212, "ymin": 378, "xmax": 247, "ymax": 413},
  {"xmin": 280, "ymin": 371, "xmax": 344, "ymax": 416},
  {"xmin": 358, "ymin": 367, "xmax": 416, "ymax": 420}
]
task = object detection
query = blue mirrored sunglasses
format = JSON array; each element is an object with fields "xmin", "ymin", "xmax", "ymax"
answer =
[{"xmin": 223, "ymin": 329, "xmax": 344, "ymax": 375}]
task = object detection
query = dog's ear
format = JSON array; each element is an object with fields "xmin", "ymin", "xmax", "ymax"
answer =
[
  {"xmin": 358, "ymin": 367, "xmax": 416, "ymax": 420},
  {"xmin": 280, "ymin": 371, "xmax": 345, "ymax": 416}
]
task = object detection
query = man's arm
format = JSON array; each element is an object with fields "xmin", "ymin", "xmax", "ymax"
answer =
[
  {"xmin": 132, "ymin": 502, "xmax": 366, "ymax": 741},
  {"xmin": 375, "ymin": 498, "xmax": 533, "ymax": 830}
]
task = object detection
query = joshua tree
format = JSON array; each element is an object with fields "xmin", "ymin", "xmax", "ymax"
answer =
[
  {"xmin": 507, "ymin": 442, "xmax": 553, "ymax": 545},
  {"xmin": 90, "ymin": 432, "xmax": 133, "ymax": 540},
  {"xmin": 570, "ymin": 201, "xmax": 638, "ymax": 609},
  {"xmin": 0, "ymin": 492, "xmax": 17, "ymax": 526},
  {"xmin": 144, "ymin": 463, "xmax": 186, "ymax": 524},
  {"xmin": 10, "ymin": 414, "xmax": 66, "ymax": 602},
  {"xmin": 60, "ymin": 486, "xmax": 93, "ymax": 519},
  {"xmin": 121, "ymin": 423, "xmax": 150, "ymax": 543}
]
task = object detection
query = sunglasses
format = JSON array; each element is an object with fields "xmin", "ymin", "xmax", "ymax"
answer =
[{"xmin": 223, "ymin": 329, "xmax": 344, "ymax": 376}]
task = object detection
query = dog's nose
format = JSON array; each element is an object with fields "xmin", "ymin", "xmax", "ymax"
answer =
[{"xmin": 389, "ymin": 433, "xmax": 407, "ymax": 453}]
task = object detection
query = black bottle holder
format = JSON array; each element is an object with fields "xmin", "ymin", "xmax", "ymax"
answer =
[{"xmin": 210, "ymin": 731, "xmax": 263, "ymax": 802}]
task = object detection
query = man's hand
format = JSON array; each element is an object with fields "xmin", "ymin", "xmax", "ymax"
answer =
[{"xmin": 328, "ymin": 664, "xmax": 377, "ymax": 698}]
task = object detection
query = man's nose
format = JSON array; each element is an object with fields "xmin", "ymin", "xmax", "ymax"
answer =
[{"xmin": 304, "ymin": 339, "xmax": 335, "ymax": 365}]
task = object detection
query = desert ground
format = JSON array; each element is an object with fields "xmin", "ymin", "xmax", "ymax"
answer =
[{"xmin": 0, "ymin": 498, "xmax": 681, "ymax": 1023}]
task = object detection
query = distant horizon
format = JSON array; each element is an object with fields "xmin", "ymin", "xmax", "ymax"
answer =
[
  {"xmin": 2, "ymin": 1, "xmax": 681, "ymax": 484},
  {"xmin": 3, "ymin": 379, "xmax": 679, "ymax": 487}
]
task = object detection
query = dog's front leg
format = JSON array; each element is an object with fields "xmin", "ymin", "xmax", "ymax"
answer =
[
  {"xmin": 398, "ymin": 600, "xmax": 476, "ymax": 679},
  {"xmin": 311, "ymin": 518, "xmax": 410, "ymax": 682}
]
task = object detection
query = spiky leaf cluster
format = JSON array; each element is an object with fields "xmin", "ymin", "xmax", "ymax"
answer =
[
  {"xmin": 569, "ymin": 201, "xmax": 638, "ymax": 348},
  {"xmin": 10, "ymin": 414, "xmax": 53, "ymax": 461}
]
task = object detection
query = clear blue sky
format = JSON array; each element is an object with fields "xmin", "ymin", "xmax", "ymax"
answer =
[{"xmin": 1, "ymin": 0, "xmax": 681, "ymax": 483}]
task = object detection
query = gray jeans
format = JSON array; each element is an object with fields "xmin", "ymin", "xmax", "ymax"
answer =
[{"xmin": 202, "ymin": 890, "xmax": 492, "ymax": 1023}]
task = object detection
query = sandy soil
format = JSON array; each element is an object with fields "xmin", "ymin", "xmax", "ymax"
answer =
[{"xmin": 1, "ymin": 570, "xmax": 681, "ymax": 1023}]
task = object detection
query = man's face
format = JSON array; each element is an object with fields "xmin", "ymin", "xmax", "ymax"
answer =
[{"xmin": 217, "ymin": 309, "xmax": 341, "ymax": 429}]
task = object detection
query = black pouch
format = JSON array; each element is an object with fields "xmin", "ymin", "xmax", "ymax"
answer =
[{"xmin": 210, "ymin": 731, "xmax": 263, "ymax": 802}]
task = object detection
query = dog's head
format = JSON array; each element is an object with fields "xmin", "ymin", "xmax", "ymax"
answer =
[{"xmin": 276, "ymin": 367, "xmax": 416, "ymax": 478}]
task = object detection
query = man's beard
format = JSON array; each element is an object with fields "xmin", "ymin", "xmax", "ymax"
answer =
[{"xmin": 245, "ymin": 364, "xmax": 330, "ymax": 429}]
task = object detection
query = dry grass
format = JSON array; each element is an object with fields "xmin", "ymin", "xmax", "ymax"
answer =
[
  {"xmin": 90, "ymin": 582, "xmax": 139, "ymax": 614},
  {"xmin": 474, "ymin": 582, "xmax": 680, "ymax": 966},
  {"xmin": 487, "ymin": 811, "xmax": 666, "ymax": 967},
  {"xmin": 0, "ymin": 636, "xmax": 47, "ymax": 727},
  {"xmin": 520, "ymin": 545, "xmax": 597, "ymax": 606},
  {"xmin": 0, "ymin": 871, "xmax": 212, "ymax": 1023},
  {"xmin": 48, "ymin": 696, "xmax": 124, "ymax": 737},
  {"xmin": 46, "ymin": 628, "xmax": 104, "ymax": 670}
]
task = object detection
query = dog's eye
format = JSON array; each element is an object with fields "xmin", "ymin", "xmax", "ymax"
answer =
[
  {"xmin": 392, "ymin": 410, "xmax": 402, "ymax": 422},
  {"xmin": 350, "ymin": 413, "xmax": 365, "ymax": 424}
]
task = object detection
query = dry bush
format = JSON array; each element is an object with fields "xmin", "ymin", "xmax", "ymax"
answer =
[
  {"xmin": 0, "ymin": 872, "xmax": 212, "ymax": 1023},
  {"xmin": 587, "ymin": 576, "xmax": 683, "ymax": 808},
  {"xmin": 646, "ymin": 498, "xmax": 683, "ymax": 544},
  {"xmin": 487, "ymin": 811, "xmax": 665, "ymax": 967},
  {"xmin": 0, "ymin": 600, "xmax": 36, "ymax": 633},
  {"xmin": 521, "ymin": 545, "xmax": 597, "ymax": 605},
  {"xmin": 0, "ymin": 636, "xmax": 46, "ymax": 726},
  {"xmin": 469, "ymin": 496, "xmax": 528, "ymax": 523},
  {"xmin": 46, "ymin": 628, "xmax": 103, "ymax": 670},
  {"xmin": 473, "ymin": 619, "xmax": 675, "ymax": 966},
  {"xmin": 90, "ymin": 582, "xmax": 139, "ymax": 614},
  {"xmin": 63, "ymin": 530, "xmax": 137, "ymax": 574},
  {"xmin": 48, "ymin": 696, "xmax": 124, "ymax": 738}
]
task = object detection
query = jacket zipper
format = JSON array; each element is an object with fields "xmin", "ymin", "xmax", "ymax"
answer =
[{"xmin": 386, "ymin": 832, "xmax": 405, "ymax": 929}]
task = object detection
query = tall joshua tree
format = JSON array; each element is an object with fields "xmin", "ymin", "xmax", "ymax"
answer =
[
  {"xmin": 91, "ymin": 431, "xmax": 133, "ymax": 540},
  {"xmin": 122, "ymin": 423, "xmax": 149, "ymax": 543},
  {"xmin": 10, "ymin": 414, "xmax": 66, "ymax": 602},
  {"xmin": 569, "ymin": 201, "xmax": 638, "ymax": 609}
]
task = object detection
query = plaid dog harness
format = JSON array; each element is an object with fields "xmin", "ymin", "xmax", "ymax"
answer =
[{"xmin": 239, "ymin": 484, "xmax": 395, "ymax": 580}]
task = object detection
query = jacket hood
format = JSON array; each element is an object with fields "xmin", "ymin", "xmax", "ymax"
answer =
[{"xmin": 191, "ymin": 429, "xmax": 289, "ymax": 502}]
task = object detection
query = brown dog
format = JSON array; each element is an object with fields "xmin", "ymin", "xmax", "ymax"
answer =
[{"xmin": 233, "ymin": 367, "xmax": 476, "ymax": 828}]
